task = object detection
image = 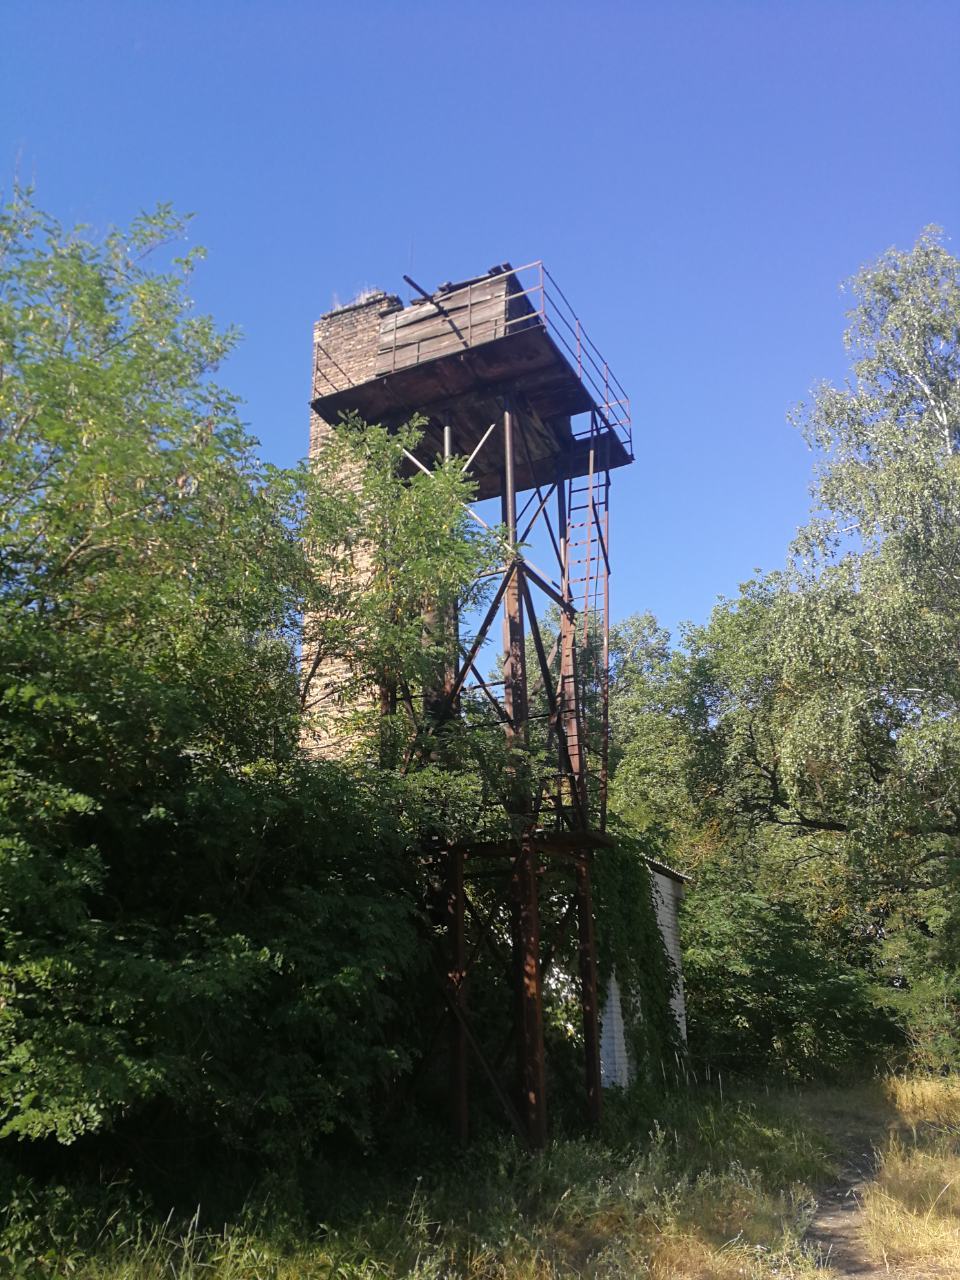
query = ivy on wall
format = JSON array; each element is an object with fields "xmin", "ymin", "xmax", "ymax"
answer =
[{"xmin": 593, "ymin": 827, "xmax": 684, "ymax": 1082}]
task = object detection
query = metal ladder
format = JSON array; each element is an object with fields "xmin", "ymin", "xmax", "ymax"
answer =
[{"xmin": 561, "ymin": 427, "xmax": 611, "ymax": 829}]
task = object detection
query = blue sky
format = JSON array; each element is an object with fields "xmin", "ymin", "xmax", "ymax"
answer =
[{"xmin": 4, "ymin": 1, "xmax": 958, "ymax": 635}]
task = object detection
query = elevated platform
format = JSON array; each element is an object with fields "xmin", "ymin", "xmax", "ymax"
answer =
[{"xmin": 310, "ymin": 263, "xmax": 632, "ymax": 501}]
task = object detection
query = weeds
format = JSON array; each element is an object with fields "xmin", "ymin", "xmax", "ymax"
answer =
[{"xmin": 8, "ymin": 1078, "xmax": 960, "ymax": 1278}]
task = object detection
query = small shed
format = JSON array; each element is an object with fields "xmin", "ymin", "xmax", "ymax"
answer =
[{"xmin": 599, "ymin": 858, "xmax": 689, "ymax": 1089}]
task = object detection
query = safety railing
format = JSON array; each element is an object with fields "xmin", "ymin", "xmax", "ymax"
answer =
[{"xmin": 381, "ymin": 261, "xmax": 632, "ymax": 457}]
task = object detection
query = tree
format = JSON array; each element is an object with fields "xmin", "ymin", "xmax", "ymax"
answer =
[
  {"xmin": 685, "ymin": 231, "xmax": 960, "ymax": 871},
  {"xmin": 0, "ymin": 191, "xmax": 494, "ymax": 1160},
  {"xmin": 299, "ymin": 412, "xmax": 499, "ymax": 764},
  {"xmin": 610, "ymin": 229, "xmax": 960, "ymax": 1071}
]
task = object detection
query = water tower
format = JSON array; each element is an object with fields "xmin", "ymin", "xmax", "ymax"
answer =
[{"xmin": 307, "ymin": 262, "xmax": 632, "ymax": 1147}]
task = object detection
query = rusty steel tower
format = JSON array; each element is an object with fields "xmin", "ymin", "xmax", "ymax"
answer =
[{"xmin": 308, "ymin": 262, "xmax": 632, "ymax": 1147}]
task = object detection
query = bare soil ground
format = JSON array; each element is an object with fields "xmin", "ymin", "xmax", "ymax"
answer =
[{"xmin": 806, "ymin": 1148, "xmax": 880, "ymax": 1276}]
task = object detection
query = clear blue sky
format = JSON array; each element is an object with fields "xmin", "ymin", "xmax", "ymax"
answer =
[{"xmin": 4, "ymin": 1, "xmax": 958, "ymax": 635}]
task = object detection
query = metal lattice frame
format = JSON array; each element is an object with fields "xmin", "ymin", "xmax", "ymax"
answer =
[{"xmin": 410, "ymin": 399, "xmax": 615, "ymax": 1149}]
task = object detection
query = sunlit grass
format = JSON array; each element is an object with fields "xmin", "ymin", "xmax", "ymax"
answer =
[
  {"xmin": 885, "ymin": 1073, "xmax": 960, "ymax": 1131},
  {"xmin": 859, "ymin": 1078, "xmax": 960, "ymax": 1276},
  {"xmin": 14, "ymin": 1120, "xmax": 830, "ymax": 1278}
]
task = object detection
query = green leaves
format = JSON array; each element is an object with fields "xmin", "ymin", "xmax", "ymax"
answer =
[
  {"xmin": 608, "ymin": 229, "xmax": 960, "ymax": 1076},
  {"xmin": 299, "ymin": 413, "xmax": 500, "ymax": 760},
  {"xmin": 0, "ymin": 194, "xmax": 477, "ymax": 1159}
]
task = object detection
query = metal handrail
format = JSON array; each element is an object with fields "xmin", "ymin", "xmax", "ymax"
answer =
[{"xmin": 381, "ymin": 261, "xmax": 632, "ymax": 457}]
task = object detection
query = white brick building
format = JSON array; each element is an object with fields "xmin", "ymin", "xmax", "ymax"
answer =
[{"xmin": 599, "ymin": 858, "xmax": 688, "ymax": 1089}]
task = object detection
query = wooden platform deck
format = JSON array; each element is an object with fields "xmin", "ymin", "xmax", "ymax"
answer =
[{"xmin": 311, "ymin": 265, "xmax": 631, "ymax": 499}]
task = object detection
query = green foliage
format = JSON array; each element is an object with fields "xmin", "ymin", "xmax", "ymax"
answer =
[
  {"xmin": 0, "ymin": 190, "xmax": 679, "ymax": 1186},
  {"xmin": 0, "ymin": 191, "xmax": 483, "ymax": 1158},
  {"xmin": 609, "ymin": 228, "xmax": 960, "ymax": 1078},
  {"xmin": 0, "ymin": 1085, "xmax": 840, "ymax": 1278},
  {"xmin": 300, "ymin": 413, "xmax": 500, "ymax": 762},
  {"xmin": 593, "ymin": 828, "xmax": 683, "ymax": 1080},
  {"xmin": 681, "ymin": 862, "xmax": 895, "ymax": 1078}
]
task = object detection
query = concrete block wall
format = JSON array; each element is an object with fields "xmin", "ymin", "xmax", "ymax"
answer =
[
  {"xmin": 651, "ymin": 870, "xmax": 687, "ymax": 1041},
  {"xmin": 599, "ymin": 973, "xmax": 632, "ymax": 1088}
]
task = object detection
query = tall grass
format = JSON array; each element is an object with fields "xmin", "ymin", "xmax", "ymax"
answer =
[
  {"xmin": 2, "ymin": 1091, "xmax": 835, "ymax": 1279},
  {"xmin": 25, "ymin": 1078, "xmax": 960, "ymax": 1278},
  {"xmin": 29, "ymin": 1151, "xmax": 826, "ymax": 1279},
  {"xmin": 13, "ymin": 1078, "xmax": 959, "ymax": 1278},
  {"xmin": 859, "ymin": 1076, "xmax": 960, "ymax": 1274}
]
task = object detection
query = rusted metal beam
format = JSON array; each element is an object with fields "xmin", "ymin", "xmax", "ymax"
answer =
[
  {"xmin": 464, "ymin": 892, "xmax": 514, "ymax": 986},
  {"xmin": 438, "ymin": 979, "xmax": 528, "ymax": 1145},
  {"xmin": 501, "ymin": 399, "xmax": 529, "ymax": 788},
  {"xmin": 600, "ymin": 473, "xmax": 611, "ymax": 831},
  {"xmin": 467, "ymin": 661, "xmax": 514, "ymax": 727},
  {"xmin": 436, "ymin": 563, "xmax": 514, "ymax": 721},
  {"xmin": 521, "ymin": 573, "xmax": 588, "ymax": 832},
  {"xmin": 523, "ymin": 561, "xmax": 576, "ymax": 618},
  {"xmin": 518, "ymin": 483, "xmax": 556, "ymax": 546},
  {"xmin": 452, "ymin": 831, "xmax": 614, "ymax": 859},
  {"xmin": 520, "ymin": 575, "xmax": 559, "ymax": 717}
]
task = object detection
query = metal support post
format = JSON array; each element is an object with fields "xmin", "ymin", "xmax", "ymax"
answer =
[
  {"xmin": 501, "ymin": 398, "xmax": 528, "ymax": 761},
  {"xmin": 425, "ymin": 424, "xmax": 460, "ymax": 723},
  {"xmin": 443, "ymin": 423, "xmax": 460, "ymax": 709},
  {"xmin": 502, "ymin": 397, "xmax": 547, "ymax": 1147}
]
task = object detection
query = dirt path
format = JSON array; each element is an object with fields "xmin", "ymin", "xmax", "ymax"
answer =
[{"xmin": 805, "ymin": 1146, "xmax": 883, "ymax": 1277}]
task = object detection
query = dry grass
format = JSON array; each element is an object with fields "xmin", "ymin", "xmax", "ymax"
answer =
[
  {"xmin": 885, "ymin": 1074, "xmax": 960, "ymax": 1131},
  {"xmin": 647, "ymin": 1232, "xmax": 824, "ymax": 1280},
  {"xmin": 859, "ymin": 1079, "xmax": 960, "ymax": 1277},
  {"xmin": 27, "ymin": 1129, "xmax": 829, "ymax": 1279}
]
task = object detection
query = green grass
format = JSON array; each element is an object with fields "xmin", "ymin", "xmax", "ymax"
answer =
[{"xmin": 0, "ymin": 1083, "xmax": 881, "ymax": 1279}]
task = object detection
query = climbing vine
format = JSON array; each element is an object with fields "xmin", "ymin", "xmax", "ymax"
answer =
[{"xmin": 593, "ymin": 826, "xmax": 684, "ymax": 1083}]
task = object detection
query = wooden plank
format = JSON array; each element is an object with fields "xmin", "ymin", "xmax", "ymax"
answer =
[
  {"xmin": 381, "ymin": 284, "xmax": 508, "ymax": 327},
  {"xmin": 384, "ymin": 326, "xmax": 504, "ymax": 367},
  {"xmin": 380, "ymin": 296, "xmax": 505, "ymax": 338},
  {"xmin": 379, "ymin": 318, "xmax": 503, "ymax": 359}
]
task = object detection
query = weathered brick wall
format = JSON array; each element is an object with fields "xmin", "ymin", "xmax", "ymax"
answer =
[
  {"xmin": 309, "ymin": 290, "xmax": 402, "ymax": 453},
  {"xmin": 302, "ymin": 291, "xmax": 402, "ymax": 758}
]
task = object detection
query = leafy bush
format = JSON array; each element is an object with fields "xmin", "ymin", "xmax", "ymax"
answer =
[
  {"xmin": 681, "ymin": 868, "xmax": 898, "ymax": 1078},
  {"xmin": 0, "ymin": 193, "xmax": 471, "ymax": 1165}
]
